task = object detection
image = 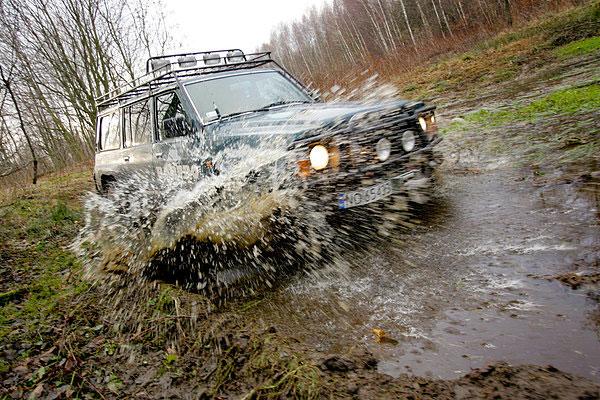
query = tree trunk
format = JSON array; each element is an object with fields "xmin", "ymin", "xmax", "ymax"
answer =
[
  {"xmin": 431, "ymin": 0, "xmax": 446, "ymax": 38},
  {"xmin": 504, "ymin": 0, "xmax": 513, "ymax": 25},
  {"xmin": 400, "ymin": 0, "xmax": 417, "ymax": 47},
  {"xmin": 0, "ymin": 66, "xmax": 38, "ymax": 184}
]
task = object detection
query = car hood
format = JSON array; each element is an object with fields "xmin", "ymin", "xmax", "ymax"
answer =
[{"xmin": 204, "ymin": 99, "xmax": 418, "ymax": 140}]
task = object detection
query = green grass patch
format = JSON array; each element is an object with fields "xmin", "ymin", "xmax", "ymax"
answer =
[
  {"xmin": 449, "ymin": 83, "xmax": 600, "ymax": 129},
  {"xmin": 0, "ymin": 188, "xmax": 85, "ymax": 347},
  {"xmin": 554, "ymin": 36, "xmax": 600, "ymax": 58}
]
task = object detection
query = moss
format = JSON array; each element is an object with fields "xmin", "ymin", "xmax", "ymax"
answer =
[
  {"xmin": 457, "ymin": 84, "xmax": 600, "ymax": 128},
  {"xmin": 554, "ymin": 36, "xmax": 600, "ymax": 58}
]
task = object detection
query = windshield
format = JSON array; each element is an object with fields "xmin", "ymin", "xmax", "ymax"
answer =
[{"xmin": 185, "ymin": 71, "xmax": 312, "ymax": 122}]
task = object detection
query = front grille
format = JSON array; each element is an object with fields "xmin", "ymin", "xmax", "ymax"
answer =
[
  {"xmin": 333, "ymin": 117, "xmax": 424, "ymax": 174},
  {"xmin": 291, "ymin": 108, "xmax": 433, "ymax": 192}
]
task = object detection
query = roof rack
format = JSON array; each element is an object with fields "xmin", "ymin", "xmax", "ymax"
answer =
[{"xmin": 96, "ymin": 50, "xmax": 274, "ymax": 109}]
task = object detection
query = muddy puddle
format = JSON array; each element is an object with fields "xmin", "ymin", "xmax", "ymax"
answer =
[{"xmin": 249, "ymin": 167, "xmax": 600, "ymax": 382}]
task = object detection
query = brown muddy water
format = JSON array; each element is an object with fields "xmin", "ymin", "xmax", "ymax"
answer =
[{"xmin": 249, "ymin": 167, "xmax": 600, "ymax": 382}]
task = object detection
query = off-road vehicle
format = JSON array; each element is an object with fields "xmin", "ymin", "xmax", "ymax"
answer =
[{"xmin": 94, "ymin": 50, "xmax": 440, "ymax": 212}]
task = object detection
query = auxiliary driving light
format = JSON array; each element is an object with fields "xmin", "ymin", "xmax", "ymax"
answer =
[
  {"xmin": 402, "ymin": 131, "xmax": 416, "ymax": 152},
  {"xmin": 418, "ymin": 116, "xmax": 427, "ymax": 131},
  {"xmin": 309, "ymin": 145, "xmax": 329, "ymax": 170},
  {"xmin": 376, "ymin": 138, "xmax": 391, "ymax": 161}
]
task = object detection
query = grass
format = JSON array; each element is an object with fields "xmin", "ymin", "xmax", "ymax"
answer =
[
  {"xmin": 1, "ymin": 3, "xmax": 599, "ymax": 398},
  {"xmin": 0, "ymin": 169, "xmax": 329, "ymax": 397},
  {"xmin": 448, "ymin": 83, "xmax": 600, "ymax": 129},
  {"xmin": 250, "ymin": 363, "xmax": 322, "ymax": 399},
  {"xmin": 554, "ymin": 36, "xmax": 600, "ymax": 58},
  {"xmin": 441, "ymin": 82, "xmax": 600, "ymax": 176},
  {"xmin": 0, "ymin": 172, "xmax": 91, "ymax": 348},
  {"xmin": 423, "ymin": 2, "xmax": 600, "ymax": 180},
  {"xmin": 394, "ymin": 36, "xmax": 542, "ymax": 99}
]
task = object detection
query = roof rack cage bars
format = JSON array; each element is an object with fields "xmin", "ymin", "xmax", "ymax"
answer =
[
  {"xmin": 146, "ymin": 49, "xmax": 247, "ymax": 74},
  {"xmin": 96, "ymin": 50, "xmax": 273, "ymax": 109}
]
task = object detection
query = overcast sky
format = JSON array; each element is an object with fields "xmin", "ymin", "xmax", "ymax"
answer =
[{"xmin": 166, "ymin": 0, "xmax": 329, "ymax": 53}]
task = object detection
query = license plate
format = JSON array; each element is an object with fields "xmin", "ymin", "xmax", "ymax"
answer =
[{"xmin": 338, "ymin": 181, "xmax": 393, "ymax": 209}]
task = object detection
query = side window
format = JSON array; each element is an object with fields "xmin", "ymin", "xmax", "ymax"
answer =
[
  {"xmin": 156, "ymin": 92, "xmax": 192, "ymax": 140},
  {"xmin": 99, "ymin": 111, "xmax": 121, "ymax": 151},
  {"xmin": 124, "ymin": 98, "xmax": 152, "ymax": 147}
]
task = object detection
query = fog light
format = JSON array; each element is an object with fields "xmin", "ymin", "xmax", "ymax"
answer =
[
  {"xmin": 402, "ymin": 131, "xmax": 416, "ymax": 152},
  {"xmin": 376, "ymin": 138, "xmax": 391, "ymax": 161},
  {"xmin": 309, "ymin": 145, "xmax": 329, "ymax": 170}
]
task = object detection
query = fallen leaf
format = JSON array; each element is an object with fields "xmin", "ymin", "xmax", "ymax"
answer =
[
  {"xmin": 372, "ymin": 328, "xmax": 386, "ymax": 340},
  {"xmin": 372, "ymin": 328, "xmax": 399, "ymax": 345}
]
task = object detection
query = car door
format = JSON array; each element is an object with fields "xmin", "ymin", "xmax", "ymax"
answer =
[
  {"xmin": 153, "ymin": 91, "xmax": 202, "ymax": 178},
  {"xmin": 122, "ymin": 97, "xmax": 154, "ymax": 173},
  {"xmin": 94, "ymin": 108, "xmax": 130, "ymax": 190}
]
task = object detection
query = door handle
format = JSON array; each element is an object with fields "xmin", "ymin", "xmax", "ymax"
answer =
[
  {"xmin": 124, "ymin": 156, "xmax": 130, "ymax": 162},
  {"xmin": 155, "ymin": 152, "xmax": 163, "ymax": 159}
]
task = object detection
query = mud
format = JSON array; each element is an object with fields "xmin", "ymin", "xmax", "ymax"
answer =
[
  {"xmin": 235, "ymin": 51, "xmax": 600, "ymax": 389},
  {"xmin": 247, "ymin": 165, "xmax": 600, "ymax": 384},
  {"xmin": 552, "ymin": 272, "xmax": 600, "ymax": 289}
]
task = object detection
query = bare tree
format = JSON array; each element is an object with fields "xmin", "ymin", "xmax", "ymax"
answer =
[
  {"xmin": 261, "ymin": 0, "xmax": 581, "ymax": 91},
  {"xmin": 0, "ymin": 0, "xmax": 171, "ymax": 180},
  {"xmin": 0, "ymin": 64, "xmax": 38, "ymax": 184}
]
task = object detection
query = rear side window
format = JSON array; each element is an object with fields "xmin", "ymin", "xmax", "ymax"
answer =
[
  {"xmin": 124, "ymin": 98, "xmax": 152, "ymax": 147},
  {"xmin": 156, "ymin": 92, "xmax": 192, "ymax": 139},
  {"xmin": 99, "ymin": 111, "xmax": 121, "ymax": 151}
]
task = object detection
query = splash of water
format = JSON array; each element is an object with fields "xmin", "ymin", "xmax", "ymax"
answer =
[{"xmin": 72, "ymin": 77, "xmax": 436, "ymax": 349}]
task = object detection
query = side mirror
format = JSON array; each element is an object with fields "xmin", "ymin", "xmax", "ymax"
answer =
[
  {"xmin": 205, "ymin": 110, "xmax": 219, "ymax": 123},
  {"xmin": 162, "ymin": 116, "xmax": 192, "ymax": 138}
]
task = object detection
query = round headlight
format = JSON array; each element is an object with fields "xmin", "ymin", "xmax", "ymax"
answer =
[
  {"xmin": 402, "ymin": 131, "xmax": 416, "ymax": 152},
  {"xmin": 376, "ymin": 138, "xmax": 391, "ymax": 161},
  {"xmin": 309, "ymin": 145, "xmax": 329, "ymax": 170},
  {"xmin": 418, "ymin": 117, "xmax": 427, "ymax": 131}
]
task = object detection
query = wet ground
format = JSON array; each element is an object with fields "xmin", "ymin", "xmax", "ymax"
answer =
[
  {"xmin": 238, "ymin": 50, "xmax": 600, "ymax": 385},
  {"xmin": 250, "ymin": 162, "xmax": 600, "ymax": 383}
]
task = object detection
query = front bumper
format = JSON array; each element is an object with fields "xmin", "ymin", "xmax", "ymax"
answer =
[{"xmin": 301, "ymin": 138, "xmax": 441, "ymax": 212}]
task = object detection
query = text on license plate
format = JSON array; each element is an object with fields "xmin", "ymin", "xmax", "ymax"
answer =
[{"xmin": 338, "ymin": 181, "xmax": 393, "ymax": 209}]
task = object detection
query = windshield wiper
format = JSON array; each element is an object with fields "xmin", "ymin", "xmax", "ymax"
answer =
[
  {"xmin": 256, "ymin": 100, "xmax": 311, "ymax": 111},
  {"xmin": 217, "ymin": 100, "xmax": 312, "ymax": 121}
]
